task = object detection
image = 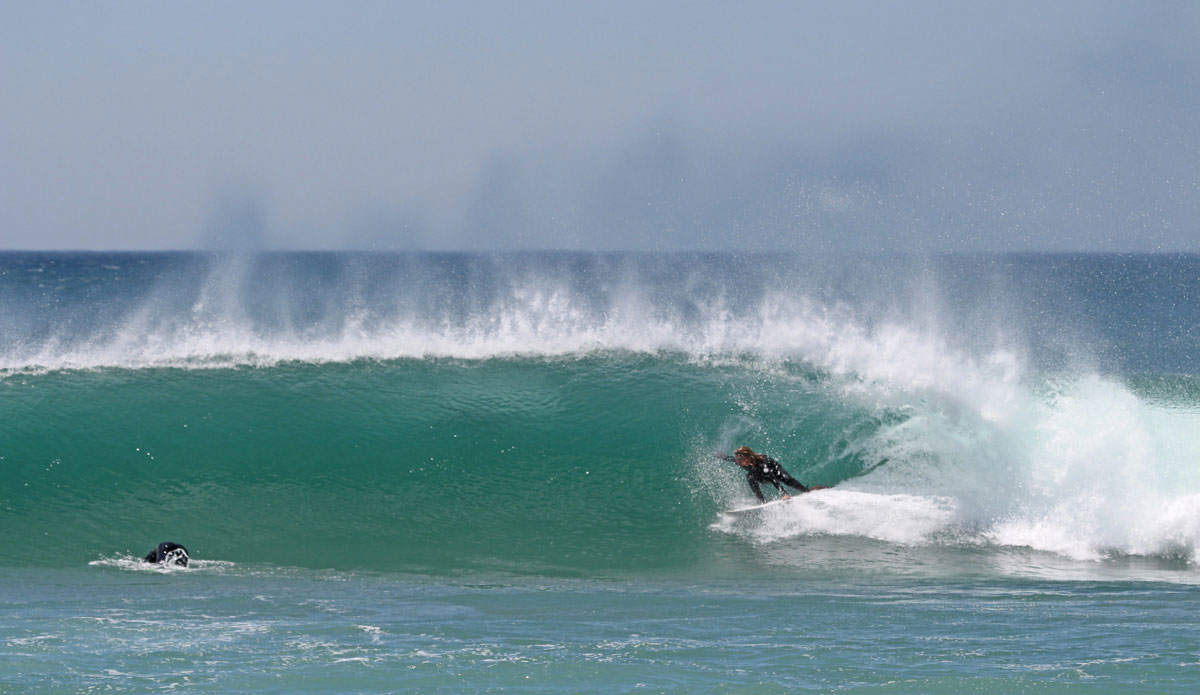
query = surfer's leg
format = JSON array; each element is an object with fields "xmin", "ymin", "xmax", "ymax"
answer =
[
  {"xmin": 779, "ymin": 475, "xmax": 810, "ymax": 493},
  {"xmin": 746, "ymin": 476, "xmax": 766, "ymax": 502}
]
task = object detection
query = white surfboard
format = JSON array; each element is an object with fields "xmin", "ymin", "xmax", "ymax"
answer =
[{"xmin": 723, "ymin": 497, "xmax": 793, "ymax": 515}]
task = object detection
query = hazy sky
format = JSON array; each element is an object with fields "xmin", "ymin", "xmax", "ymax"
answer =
[{"xmin": 2, "ymin": 1, "xmax": 1198, "ymax": 251}]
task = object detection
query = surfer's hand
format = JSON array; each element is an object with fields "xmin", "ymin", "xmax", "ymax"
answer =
[{"xmin": 782, "ymin": 493, "xmax": 791, "ymax": 500}]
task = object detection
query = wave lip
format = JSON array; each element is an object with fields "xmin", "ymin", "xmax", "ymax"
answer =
[{"xmin": 2, "ymin": 278, "xmax": 1024, "ymax": 380}]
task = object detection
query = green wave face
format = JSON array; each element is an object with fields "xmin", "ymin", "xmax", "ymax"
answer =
[{"xmin": 1, "ymin": 356, "xmax": 879, "ymax": 572}]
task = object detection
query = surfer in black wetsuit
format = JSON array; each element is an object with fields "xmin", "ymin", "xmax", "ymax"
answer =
[
  {"xmin": 717, "ymin": 446, "xmax": 813, "ymax": 502},
  {"xmin": 142, "ymin": 541, "xmax": 189, "ymax": 567}
]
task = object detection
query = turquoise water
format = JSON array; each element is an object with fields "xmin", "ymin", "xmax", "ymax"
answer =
[
  {"xmin": 2, "ymin": 252, "xmax": 1199, "ymax": 692},
  {"xmin": 6, "ymin": 565, "xmax": 1200, "ymax": 694}
]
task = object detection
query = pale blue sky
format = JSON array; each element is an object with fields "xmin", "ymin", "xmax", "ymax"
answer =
[{"xmin": 2, "ymin": 1, "xmax": 1197, "ymax": 251}]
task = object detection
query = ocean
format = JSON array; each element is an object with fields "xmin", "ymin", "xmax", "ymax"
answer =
[{"xmin": 2, "ymin": 251, "xmax": 1199, "ymax": 693}]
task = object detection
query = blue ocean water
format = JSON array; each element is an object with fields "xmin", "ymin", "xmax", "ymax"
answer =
[{"xmin": 2, "ymin": 251, "xmax": 1199, "ymax": 692}]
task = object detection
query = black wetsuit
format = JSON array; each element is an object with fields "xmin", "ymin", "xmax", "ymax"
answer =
[
  {"xmin": 143, "ymin": 542, "xmax": 189, "ymax": 567},
  {"xmin": 719, "ymin": 453, "xmax": 810, "ymax": 502}
]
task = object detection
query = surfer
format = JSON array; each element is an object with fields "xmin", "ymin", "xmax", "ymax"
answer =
[
  {"xmin": 717, "ymin": 446, "xmax": 813, "ymax": 502},
  {"xmin": 142, "ymin": 541, "xmax": 189, "ymax": 567}
]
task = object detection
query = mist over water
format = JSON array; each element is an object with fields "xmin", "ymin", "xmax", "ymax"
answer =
[
  {"xmin": 4, "ymin": 251, "xmax": 1191, "ymax": 370},
  {"xmin": 2, "ymin": 252, "xmax": 1198, "ymax": 571}
]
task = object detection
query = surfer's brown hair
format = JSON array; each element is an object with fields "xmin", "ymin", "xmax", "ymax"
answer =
[{"xmin": 734, "ymin": 446, "xmax": 758, "ymax": 460}]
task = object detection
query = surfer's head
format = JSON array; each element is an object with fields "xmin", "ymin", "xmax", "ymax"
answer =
[{"xmin": 734, "ymin": 446, "xmax": 758, "ymax": 466}]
